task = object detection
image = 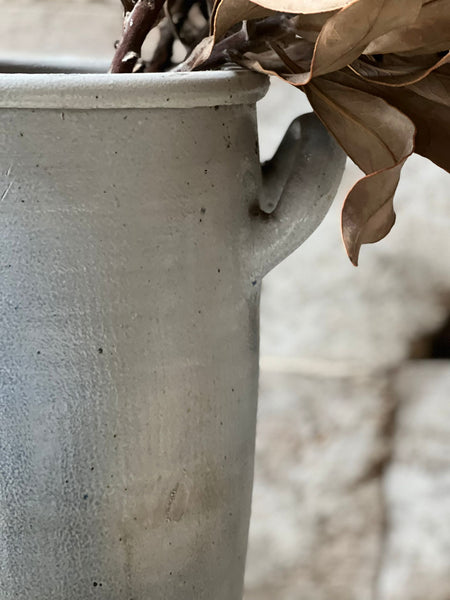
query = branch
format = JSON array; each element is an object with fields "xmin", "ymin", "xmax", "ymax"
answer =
[
  {"xmin": 173, "ymin": 16, "xmax": 292, "ymax": 72},
  {"xmin": 110, "ymin": 0, "xmax": 166, "ymax": 73},
  {"xmin": 174, "ymin": 26, "xmax": 248, "ymax": 72}
]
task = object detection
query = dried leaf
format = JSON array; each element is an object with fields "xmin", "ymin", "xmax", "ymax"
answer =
[
  {"xmin": 365, "ymin": 0, "xmax": 450, "ymax": 55},
  {"xmin": 304, "ymin": 77, "xmax": 415, "ymax": 264},
  {"xmin": 340, "ymin": 164, "xmax": 403, "ymax": 265},
  {"xmin": 304, "ymin": 77, "xmax": 415, "ymax": 173},
  {"xmin": 269, "ymin": 38, "xmax": 314, "ymax": 74},
  {"xmin": 234, "ymin": 43, "xmax": 313, "ymax": 85},
  {"xmin": 236, "ymin": 0, "xmax": 423, "ymax": 85},
  {"xmin": 350, "ymin": 52, "xmax": 449, "ymax": 87},
  {"xmin": 292, "ymin": 11, "xmax": 337, "ymax": 42},
  {"xmin": 173, "ymin": 35, "xmax": 216, "ymax": 70},
  {"xmin": 328, "ymin": 68, "xmax": 450, "ymax": 173},
  {"xmin": 408, "ymin": 64, "xmax": 450, "ymax": 106},
  {"xmin": 310, "ymin": 0, "xmax": 422, "ymax": 78},
  {"xmin": 236, "ymin": 39, "xmax": 315, "ymax": 84},
  {"xmin": 211, "ymin": 0, "xmax": 273, "ymax": 40},
  {"xmin": 232, "ymin": 50, "xmax": 287, "ymax": 78},
  {"xmin": 249, "ymin": 0, "xmax": 352, "ymax": 13},
  {"xmin": 377, "ymin": 88, "xmax": 450, "ymax": 173}
]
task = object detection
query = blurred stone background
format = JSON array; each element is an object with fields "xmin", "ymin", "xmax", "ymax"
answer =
[{"xmin": 1, "ymin": 2, "xmax": 449, "ymax": 599}]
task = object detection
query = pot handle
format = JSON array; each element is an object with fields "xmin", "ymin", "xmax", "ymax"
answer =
[{"xmin": 246, "ymin": 112, "xmax": 345, "ymax": 281}]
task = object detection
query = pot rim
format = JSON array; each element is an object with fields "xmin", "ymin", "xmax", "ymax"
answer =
[{"xmin": 0, "ymin": 67, "xmax": 269, "ymax": 110}]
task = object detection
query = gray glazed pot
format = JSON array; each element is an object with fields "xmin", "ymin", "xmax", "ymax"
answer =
[{"xmin": 0, "ymin": 68, "xmax": 345, "ymax": 599}]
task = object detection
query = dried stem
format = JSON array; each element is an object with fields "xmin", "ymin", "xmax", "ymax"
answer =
[
  {"xmin": 174, "ymin": 26, "xmax": 250, "ymax": 72},
  {"xmin": 173, "ymin": 16, "xmax": 295, "ymax": 72},
  {"xmin": 196, "ymin": 29, "xmax": 249, "ymax": 70},
  {"xmin": 110, "ymin": 0, "xmax": 166, "ymax": 73}
]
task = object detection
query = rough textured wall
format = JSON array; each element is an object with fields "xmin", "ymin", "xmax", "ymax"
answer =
[{"xmin": 0, "ymin": 0, "xmax": 121, "ymax": 60}]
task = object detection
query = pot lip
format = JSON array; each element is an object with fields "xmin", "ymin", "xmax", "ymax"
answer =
[{"xmin": 0, "ymin": 66, "xmax": 269, "ymax": 109}]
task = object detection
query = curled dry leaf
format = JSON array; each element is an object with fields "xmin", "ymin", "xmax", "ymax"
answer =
[
  {"xmin": 309, "ymin": 0, "xmax": 422, "ymax": 77},
  {"xmin": 376, "ymin": 86, "xmax": 450, "ymax": 173},
  {"xmin": 292, "ymin": 11, "xmax": 337, "ymax": 42},
  {"xmin": 329, "ymin": 67, "xmax": 450, "ymax": 174},
  {"xmin": 249, "ymin": 0, "xmax": 353, "ymax": 13},
  {"xmin": 304, "ymin": 77, "xmax": 415, "ymax": 265},
  {"xmin": 365, "ymin": 0, "xmax": 450, "ymax": 55},
  {"xmin": 235, "ymin": 0, "xmax": 424, "ymax": 84},
  {"xmin": 304, "ymin": 77, "xmax": 415, "ymax": 174},
  {"xmin": 350, "ymin": 52, "xmax": 450, "ymax": 87},
  {"xmin": 173, "ymin": 34, "xmax": 216, "ymax": 70},
  {"xmin": 408, "ymin": 63, "xmax": 450, "ymax": 106},
  {"xmin": 231, "ymin": 49, "xmax": 286, "ymax": 78},
  {"xmin": 211, "ymin": 0, "xmax": 273, "ymax": 40},
  {"xmin": 340, "ymin": 166, "xmax": 404, "ymax": 266},
  {"xmin": 234, "ymin": 38, "xmax": 314, "ymax": 84}
]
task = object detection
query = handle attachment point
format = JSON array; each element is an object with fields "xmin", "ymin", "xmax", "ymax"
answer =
[{"xmin": 245, "ymin": 113, "xmax": 346, "ymax": 280}]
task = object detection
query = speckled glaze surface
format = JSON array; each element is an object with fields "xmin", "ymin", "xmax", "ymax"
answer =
[{"xmin": 0, "ymin": 70, "xmax": 345, "ymax": 599}]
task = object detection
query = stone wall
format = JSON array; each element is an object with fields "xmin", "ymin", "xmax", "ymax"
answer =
[
  {"xmin": 246, "ymin": 364, "xmax": 450, "ymax": 600},
  {"xmin": 0, "ymin": 0, "xmax": 120, "ymax": 60}
]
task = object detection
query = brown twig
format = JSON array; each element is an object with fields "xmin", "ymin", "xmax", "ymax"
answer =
[
  {"xmin": 173, "ymin": 15, "xmax": 294, "ymax": 72},
  {"xmin": 196, "ymin": 28, "xmax": 249, "ymax": 70},
  {"xmin": 110, "ymin": 0, "xmax": 166, "ymax": 73},
  {"xmin": 173, "ymin": 25, "xmax": 250, "ymax": 72}
]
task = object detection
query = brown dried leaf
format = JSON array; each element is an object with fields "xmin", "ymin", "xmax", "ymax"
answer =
[
  {"xmin": 340, "ymin": 164, "xmax": 403, "ymax": 265},
  {"xmin": 235, "ymin": 0, "xmax": 423, "ymax": 85},
  {"xmin": 328, "ymin": 68, "xmax": 450, "ymax": 172},
  {"xmin": 269, "ymin": 39, "xmax": 314, "ymax": 73},
  {"xmin": 249, "ymin": 0, "xmax": 352, "ymax": 13},
  {"xmin": 232, "ymin": 50, "xmax": 290, "ymax": 79},
  {"xmin": 408, "ymin": 64, "xmax": 450, "ymax": 105},
  {"xmin": 292, "ymin": 11, "xmax": 337, "ymax": 42},
  {"xmin": 377, "ymin": 88, "xmax": 450, "ymax": 173},
  {"xmin": 304, "ymin": 77, "xmax": 415, "ymax": 173},
  {"xmin": 365, "ymin": 0, "xmax": 450, "ymax": 55},
  {"xmin": 350, "ymin": 52, "xmax": 449, "ymax": 87},
  {"xmin": 311, "ymin": 0, "xmax": 422, "ymax": 78},
  {"xmin": 211, "ymin": 0, "xmax": 273, "ymax": 40},
  {"xmin": 173, "ymin": 35, "xmax": 216, "ymax": 70},
  {"xmin": 234, "ymin": 42, "xmax": 314, "ymax": 85},
  {"xmin": 236, "ymin": 39, "xmax": 315, "ymax": 84},
  {"xmin": 304, "ymin": 77, "xmax": 415, "ymax": 264}
]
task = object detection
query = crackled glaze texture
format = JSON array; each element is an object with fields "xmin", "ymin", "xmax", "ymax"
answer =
[{"xmin": 0, "ymin": 70, "xmax": 344, "ymax": 600}]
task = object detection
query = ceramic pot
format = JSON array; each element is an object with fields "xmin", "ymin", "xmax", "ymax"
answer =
[{"xmin": 0, "ymin": 68, "xmax": 345, "ymax": 599}]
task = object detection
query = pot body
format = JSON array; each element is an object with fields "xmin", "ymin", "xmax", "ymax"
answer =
[
  {"xmin": 0, "ymin": 70, "xmax": 345, "ymax": 599},
  {"xmin": 0, "ymin": 74, "xmax": 267, "ymax": 600}
]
